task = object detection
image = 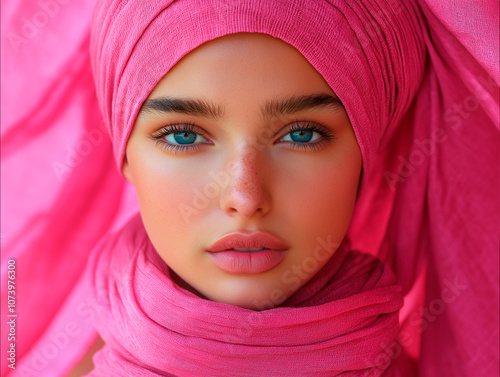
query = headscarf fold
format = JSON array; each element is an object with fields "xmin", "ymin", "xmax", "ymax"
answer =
[
  {"xmin": 87, "ymin": 215, "xmax": 403, "ymax": 376},
  {"xmin": 90, "ymin": 0, "xmax": 426, "ymax": 175}
]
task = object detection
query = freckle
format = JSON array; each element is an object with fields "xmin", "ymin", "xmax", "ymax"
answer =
[{"xmin": 234, "ymin": 156, "xmax": 261, "ymax": 195}]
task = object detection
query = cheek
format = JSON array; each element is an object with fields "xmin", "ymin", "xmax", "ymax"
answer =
[
  {"xmin": 128, "ymin": 150, "xmax": 217, "ymax": 237},
  {"xmin": 275, "ymin": 147, "xmax": 361, "ymax": 242}
]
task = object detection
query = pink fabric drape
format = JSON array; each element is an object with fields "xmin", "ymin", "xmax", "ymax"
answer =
[
  {"xmin": 1, "ymin": 1, "xmax": 138, "ymax": 375},
  {"xmin": 1, "ymin": 0, "xmax": 498, "ymax": 376},
  {"xmin": 87, "ymin": 215, "xmax": 403, "ymax": 376}
]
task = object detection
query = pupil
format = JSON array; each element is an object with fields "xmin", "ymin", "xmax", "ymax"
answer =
[{"xmin": 291, "ymin": 130, "xmax": 313, "ymax": 142}]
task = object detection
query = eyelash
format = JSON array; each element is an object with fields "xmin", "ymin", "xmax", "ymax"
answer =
[
  {"xmin": 150, "ymin": 121, "xmax": 335, "ymax": 153},
  {"xmin": 150, "ymin": 122, "xmax": 208, "ymax": 154},
  {"xmin": 284, "ymin": 122, "xmax": 335, "ymax": 152}
]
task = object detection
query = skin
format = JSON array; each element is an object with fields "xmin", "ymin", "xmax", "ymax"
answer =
[
  {"xmin": 122, "ymin": 33, "xmax": 362, "ymax": 310},
  {"xmin": 67, "ymin": 336, "xmax": 104, "ymax": 376}
]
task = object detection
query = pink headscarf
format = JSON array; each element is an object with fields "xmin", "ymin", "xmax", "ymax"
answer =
[
  {"xmin": 1, "ymin": 0, "xmax": 498, "ymax": 375},
  {"xmin": 91, "ymin": 0, "xmax": 425, "ymax": 175}
]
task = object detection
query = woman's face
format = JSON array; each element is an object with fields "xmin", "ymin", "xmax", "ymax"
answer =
[{"xmin": 124, "ymin": 33, "xmax": 362, "ymax": 310}]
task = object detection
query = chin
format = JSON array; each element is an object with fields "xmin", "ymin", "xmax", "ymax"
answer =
[{"xmin": 199, "ymin": 278, "xmax": 292, "ymax": 311}]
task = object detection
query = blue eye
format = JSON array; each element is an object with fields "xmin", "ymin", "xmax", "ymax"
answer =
[
  {"xmin": 280, "ymin": 128, "xmax": 321, "ymax": 143},
  {"xmin": 277, "ymin": 122, "xmax": 335, "ymax": 151},
  {"xmin": 151, "ymin": 123, "xmax": 210, "ymax": 153},
  {"xmin": 168, "ymin": 131, "xmax": 203, "ymax": 145}
]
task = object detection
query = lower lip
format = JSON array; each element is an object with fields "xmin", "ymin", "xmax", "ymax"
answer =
[{"xmin": 207, "ymin": 249, "xmax": 287, "ymax": 274}]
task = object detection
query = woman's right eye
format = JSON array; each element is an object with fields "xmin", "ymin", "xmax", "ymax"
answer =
[
  {"xmin": 150, "ymin": 123, "xmax": 211, "ymax": 153},
  {"xmin": 165, "ymin": 131, "xmax": 208, "ymax": 145}
]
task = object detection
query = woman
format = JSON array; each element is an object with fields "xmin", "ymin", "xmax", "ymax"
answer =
[{"xmin": 1, "ymin": 0, "xmax": 498, "ymax": 376}]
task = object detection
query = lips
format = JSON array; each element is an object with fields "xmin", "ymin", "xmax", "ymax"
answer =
[
  {"xmin": 207, "ymin": 231, "xmax": 288, "ymax": 252},
  {"xmin": 207, "ymin": 231, "xmax": 288, "ymax": 274}
]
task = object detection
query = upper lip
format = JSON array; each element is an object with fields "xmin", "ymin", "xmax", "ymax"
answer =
[{"xmin": 207, "ymin": 231, "xmax": 288, "ymax": 252}]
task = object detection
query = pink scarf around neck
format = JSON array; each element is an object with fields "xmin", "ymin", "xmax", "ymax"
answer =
[{"xmin": 87, "ymin": 215, "xmax": 403, "ymax": 376}]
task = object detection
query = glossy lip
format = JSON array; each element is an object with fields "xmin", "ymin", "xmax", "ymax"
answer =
[{"xmin": 207, "ymin": 231, "xmax": 289, "ymax": 274}]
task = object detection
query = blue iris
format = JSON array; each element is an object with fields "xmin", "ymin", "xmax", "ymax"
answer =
[
  {"xmin": 290, "ymin": 130, "xmax": 313, "ymax": 143},
  {"xmin": 173, "ymin": 132, "xmax": 197, "ymax": 144}
]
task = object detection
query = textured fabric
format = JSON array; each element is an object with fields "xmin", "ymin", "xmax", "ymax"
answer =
[
  {"xmin": 1, "ymin": 2, "xmax": 138, "ymax": 376},
  {"xmin": 87, "ymin": 215, "xmax": 403, "ymax": 376},
  {"xmin": 1, "ymin": 0, "xmax": 498, "ymax": 376},
  {"xmin": 398, "ymin": 2, "xmax": 500, "ymax": 375},
  {"xmin": 90, "ymin": 0, "xmax": 426, "ymax": 175}
]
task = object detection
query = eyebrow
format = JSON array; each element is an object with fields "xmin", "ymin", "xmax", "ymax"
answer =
[
  {"xmin": 139, "ymin": 93, "xmax": 343, "ymax": 119},
  {"xmin": 262, "ymin": 94, "xmax": 344, "ymax": 118},
  {"xmin": 140, "ymin": 97, "xmax": 224, "ymax": 119}
]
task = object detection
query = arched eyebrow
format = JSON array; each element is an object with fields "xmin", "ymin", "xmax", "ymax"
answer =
[
  {"xmin": 139, "ymin": 97, "xmax": 224, "ymax": 119},
  {"xmin": 262, "ymin": 94, "xmax": 344, "ymax": 118},
  {"xmin": 139, "ymin": 93, "xmax": 343, "ymax": 119}
]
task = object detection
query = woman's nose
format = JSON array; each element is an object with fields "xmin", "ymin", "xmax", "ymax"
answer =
[{"xmin": 219, "ymin": 146, "xmax": 272, "ymax": 218}]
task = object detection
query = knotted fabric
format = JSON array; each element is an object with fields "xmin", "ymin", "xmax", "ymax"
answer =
[{"xmin": 87, "ymin": 215, "xmax": 403, "ymax": 376}]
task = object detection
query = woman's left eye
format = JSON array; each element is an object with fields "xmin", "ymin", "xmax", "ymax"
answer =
[
  {"xmin": 280, "ymin": 129, "xmax": 321, "ymax": 143},
  {"xmin": 277, "ymin": 122, "xmax": 335, "ymax": 150}
]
